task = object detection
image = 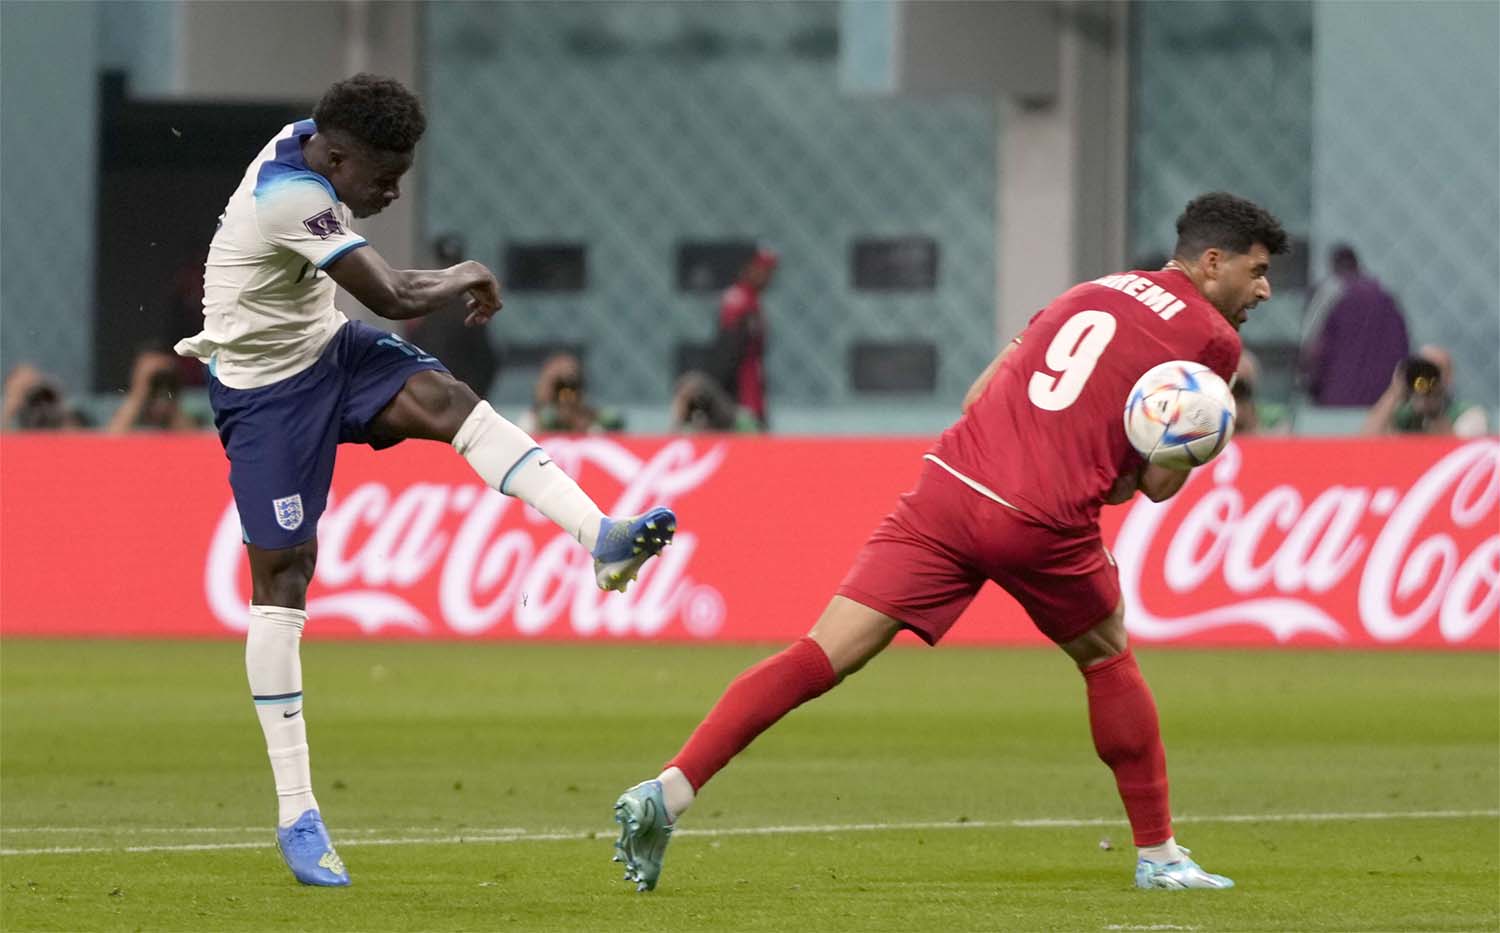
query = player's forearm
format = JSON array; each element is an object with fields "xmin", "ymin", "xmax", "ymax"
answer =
[
  {"xmin": 1138, "ymin": 464, "xmax": 1190, "ymax": 502},
  {"xmin": 376, "ymin": 263, "xmax": 485, "ymax": 320}
]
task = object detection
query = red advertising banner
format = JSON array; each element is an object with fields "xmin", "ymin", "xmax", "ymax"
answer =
[{"xmin": 1, "ymin": 435, "xmax": 1496, "ymax": 649}]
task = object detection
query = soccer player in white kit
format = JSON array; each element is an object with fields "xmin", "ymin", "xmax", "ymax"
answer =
[{"xmin": 176, "ymin": 74, "xmax": 676, "ymax": 886}]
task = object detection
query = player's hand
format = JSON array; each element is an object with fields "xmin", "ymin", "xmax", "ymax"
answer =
[{"xmin": 461, "ymin": 262, "xmax": 503, "ymax": 327}]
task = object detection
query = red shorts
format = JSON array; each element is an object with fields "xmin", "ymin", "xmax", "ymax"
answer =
[{"xmin": 836, "ymin": 459, "xmax": 1119, "ymax": 645}]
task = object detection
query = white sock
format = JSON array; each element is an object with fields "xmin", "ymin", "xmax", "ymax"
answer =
[
  {"xmin": 452, "ymin": 401, "xmax": 604, "ymax": 551},
  {"xmin": 1138, "ymin": 837, "xmax": 1184, "ymax": 863},
  {"xmin": 657, "ymin": 766, "xmax": 695, "ymax": 823},
  {"xmin": 246, "ymin": 604, "xmax": 318, "ymax": 827}
]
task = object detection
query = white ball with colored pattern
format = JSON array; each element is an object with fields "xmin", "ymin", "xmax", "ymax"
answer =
[{"xmin": 1124, "ymin": 360, "xmax": 1237, "ymax": 470}]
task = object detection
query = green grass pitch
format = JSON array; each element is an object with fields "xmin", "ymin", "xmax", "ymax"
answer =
[{"xmin": 2, "ymin": 640, "xmax": 1496, "ymax": 932}]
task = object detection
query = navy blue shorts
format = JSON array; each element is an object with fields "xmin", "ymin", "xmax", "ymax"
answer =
[{"xmin": 209, "ymin": 321, "xmax": 448, "ymax": 549}]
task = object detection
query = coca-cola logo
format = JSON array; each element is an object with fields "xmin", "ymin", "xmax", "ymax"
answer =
[
  {"xmin": 206, "ymin": 438, "xmax": 729, "ymax": 639},
  {"xmin": 1116, "ymin": 440, "xmax": 1500, "ymax": 644}
]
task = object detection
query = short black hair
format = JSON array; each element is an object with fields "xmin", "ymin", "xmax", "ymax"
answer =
[
  {"xmin": 313, "ymin": 73, "xmax": 426, "ymax": 154},
  {"xmin": 1172, "ymin": 192, "xmax": 1288, "ymax": 259}
]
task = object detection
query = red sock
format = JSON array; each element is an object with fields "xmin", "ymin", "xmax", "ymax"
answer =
[
  {"xmin": 667, "ymin": 637, "xmax": 838, "ymax": 791},
  {"xmin": 1082, "ymin": 649, "xmax": 1172, "ymax": 847}
]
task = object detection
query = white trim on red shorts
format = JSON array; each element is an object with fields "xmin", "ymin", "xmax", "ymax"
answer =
[{"xmin": 921, "ymin": 454, "xmax": 1026, "ymax": 514}]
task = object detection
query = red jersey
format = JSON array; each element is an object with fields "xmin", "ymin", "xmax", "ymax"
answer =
[
  {"xmin": 930, "ymin": 268, "xmax": 1241, "ymax": 531},
  {"xmin": 719, "ymin": 283, "xmax": 767, "ymax": 422}
]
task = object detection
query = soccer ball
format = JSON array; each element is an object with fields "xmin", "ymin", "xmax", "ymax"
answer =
[{"xmin": 1123, "ymin": 360, "xmax": 1236, "ymax": 470}]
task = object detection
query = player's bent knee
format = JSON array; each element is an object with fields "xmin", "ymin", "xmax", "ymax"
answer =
[
  {"xmin": 808, "ymin": 596, "xmax": 901, "ymax": 679},
  {"xmin": 378, "ymin": 372, "xmax": 479, "ymax": 442},
  {"xmin": 1061, "ymin": 602, "xmax": 1128, "ymax": 669},
  {"xmin": 409, "ymin": 372, "xmax": 478, "ymax": 434}
]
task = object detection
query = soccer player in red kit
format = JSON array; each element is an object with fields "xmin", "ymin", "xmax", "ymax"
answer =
[{"xmin": 613, "ymin": 192, "xmax": 1287, "ymax": 891}]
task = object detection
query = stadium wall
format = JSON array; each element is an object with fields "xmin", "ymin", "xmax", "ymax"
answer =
[
  {"xmin": 0, "ymin": 1, "xmax": 100, "ymax": 392},
  {"xmin": 2, "ymin": 434, "xmax": 1495, "ymax": 650},
  {"xmin": 420, "ymin": 1, "xmax": 999, "ymax": 409}
]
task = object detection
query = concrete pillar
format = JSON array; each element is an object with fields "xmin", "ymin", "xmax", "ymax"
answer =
[{"xmin": 996, "ymin": 2, "xmax": 1129, "ymax": 342}]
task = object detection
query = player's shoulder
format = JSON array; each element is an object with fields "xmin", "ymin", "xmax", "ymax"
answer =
[{"xmin": 252, "ymin": 119, "xmax": 338, "ymax": 210}]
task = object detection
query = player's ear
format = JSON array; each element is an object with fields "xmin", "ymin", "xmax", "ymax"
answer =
[{"xmin": 1200, "ymin": 248, "xmax": 1223, "ymax": 279}]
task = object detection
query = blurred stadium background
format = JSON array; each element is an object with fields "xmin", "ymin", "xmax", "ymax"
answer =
[
  {"xmin": 3, "ymin": 0, "xmax": 1496, "ymax": 426},
  {"xmin": 1, "ymin": 3, "xmax": 1496, "ymax": 931}
]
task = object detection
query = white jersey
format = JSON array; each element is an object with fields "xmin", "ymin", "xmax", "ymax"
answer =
[{"xmin": 175, "ymin": 119, "xmax": 368, "ymax": 389}]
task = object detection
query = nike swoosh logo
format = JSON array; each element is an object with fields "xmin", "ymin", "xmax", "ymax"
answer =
[
  {"xmin": 538, "ymin": 459, "xmax": 552, "ymax": 467},
  {"xmin": 283, "ymin": 708, "xmax": 302, "ymax": 719}
]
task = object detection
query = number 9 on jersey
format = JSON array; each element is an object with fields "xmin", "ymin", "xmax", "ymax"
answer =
[{"xmin": 1123, "ymin": 360, "xmax": 1237, "ymax": 470}]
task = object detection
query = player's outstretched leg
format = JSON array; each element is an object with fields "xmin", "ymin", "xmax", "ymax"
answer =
[
  {"xmin": 611, "ymin": 637, "xmax": 835, "ymax": 892},
  {"xmin": 612, "ymin": 598, "xmax": 900, "ymax": 892},
  {"xmin": 276, "ymin": 808, "xmax": 351, "ymax": 887},
  {"xmin": 450, "ymin": 400, "xmax": 675, "ymax": 592}
]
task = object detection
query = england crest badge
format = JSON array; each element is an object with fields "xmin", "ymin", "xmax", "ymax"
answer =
[{"xmin": 273, "ymin": 494, "xmax": 305, "ymax": 531}]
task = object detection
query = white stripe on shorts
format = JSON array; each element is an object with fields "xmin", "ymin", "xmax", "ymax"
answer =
[{"xmin": 921, "ymin": 454, "xmax": 1025, "ymax": 513}]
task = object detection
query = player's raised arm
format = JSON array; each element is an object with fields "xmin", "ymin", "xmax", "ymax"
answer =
[{"xmin": 324, "ymin": 247, "xmax": 502, "ymax": 325}]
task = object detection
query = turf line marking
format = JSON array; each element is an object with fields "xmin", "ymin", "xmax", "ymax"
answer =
[
  {"xmin": 1, "ymin": 826, "xmax": 527, "ymax": 835},
  {"xmin": 3, "ymin": 808, "xmax": 1494, "ymax": 857}
]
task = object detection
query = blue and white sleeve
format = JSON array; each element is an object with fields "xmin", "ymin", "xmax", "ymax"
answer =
[{"xmin": 253, "ymin": 178, "xmax": 367, "ymax": 269}]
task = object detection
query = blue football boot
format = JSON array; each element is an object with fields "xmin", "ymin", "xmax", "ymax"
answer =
[
  {"xmin": 276, "ymin": 809, "xmax": 351, "ymax": 887},
  {"xmin": 593, "ymin": 507, "xmax": 676, "ymax": 593}
]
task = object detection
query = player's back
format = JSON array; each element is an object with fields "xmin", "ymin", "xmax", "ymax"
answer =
[{"xmin": 931, "ymin": 268, "xmax": 1240, "ymax": 530}]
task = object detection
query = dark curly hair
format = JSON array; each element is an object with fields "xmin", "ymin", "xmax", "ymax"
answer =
[
  {"xmin": 313, "ymin": 74, "xmax": 426, "ymax": 154},
  {"xmin": 1173, "ymin": 192, "xmax": 1289, "ymax": 259}
]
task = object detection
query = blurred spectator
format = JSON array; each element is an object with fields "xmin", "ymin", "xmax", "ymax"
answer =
[
  {"xmin": 107, "ymin": 349, "xmax": 200, "ymax": 433},
  {"xmin": 519, "ymin": 352, "xmax": 623, "ymax": 434},
  {"xmin": 711, "ymin": 247, "xmax": 777, "ymax": 428},
  {"xmin": 670, "ymin": 371, "xmax": 761, "ymax": 433},
  {"xmin": 1363, "ymin": 345, "xmax": 1490, "ymax": 438},
  {"xmin": 406, "ymin": 233, "xmax": 500, "ymax": 396},
  {"xmin": 1230, "ymin": 349, "xmax": 1287, "ymax": 436},
  {"xmin": 1301, "ymin": 245, "xmax": 1410, "ymax": 406},
  {"xmin": 2, "ymin": 364, "xmax": 89, "ymax": 431}
]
